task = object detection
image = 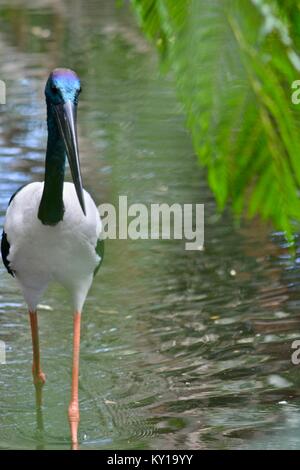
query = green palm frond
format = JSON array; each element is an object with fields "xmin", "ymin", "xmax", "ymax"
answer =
[{"xmin": 131, "ymin": 0, "xmax": 300, "ymax": 239}]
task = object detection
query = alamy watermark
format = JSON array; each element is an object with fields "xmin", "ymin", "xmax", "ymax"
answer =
[
  {"xmin": 291, "ymin": 340, "xmax": 300, "ymax": 365},
  {"xmin": 98, "ymin": 196, "xmax": 204, "ymax": 251},
  {"xmin": 0, "ymin": 79, "xmax": 5, "ymax": 104},
  {"xmin": 0, "ymin": 341, "xmax": 6, "ymax": 365}
]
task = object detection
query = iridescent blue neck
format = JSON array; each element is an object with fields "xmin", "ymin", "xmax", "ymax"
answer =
[{"xmin": 38, "ymin": 103, "xmax": 66, "ymax": 225}]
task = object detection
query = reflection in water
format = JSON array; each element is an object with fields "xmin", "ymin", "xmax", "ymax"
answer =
[
  {"xmin": 0, "ymin": 0, "xmax": 300, "ymax": 450},
  {"xmin": 35, "ymin": 403, "xmax": 45, "ymax": 451}
]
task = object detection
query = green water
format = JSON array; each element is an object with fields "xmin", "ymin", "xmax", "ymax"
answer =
[{"xmin": 1, "ymin": 0, "xmax": 300, "ymax": 450}]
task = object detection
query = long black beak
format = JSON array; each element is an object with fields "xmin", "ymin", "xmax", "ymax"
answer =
[{"xmin": 53, "ymin": 100, "xmax": 86, "ymax": 215}]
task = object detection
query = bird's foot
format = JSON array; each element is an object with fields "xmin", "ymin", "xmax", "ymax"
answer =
[
  {"xmin": 32, "ymin": 366, "xmax": 46, "ymax": 387},
  {"xmin": 68, "ymin": 401, "xmax": 80, "ymax": 450},
  {"xmin": 32, "ymin": 367, "xmax": 46, "ymax": 408}
]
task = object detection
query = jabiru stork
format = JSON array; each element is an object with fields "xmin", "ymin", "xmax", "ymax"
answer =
[{"xmin": 1, "ymin": 68, "xmax": 104, "ymax": 449}]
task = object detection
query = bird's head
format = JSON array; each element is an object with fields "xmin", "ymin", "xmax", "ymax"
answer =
[
  {"xmin": 45, "ymin": 68, "xmax": 81, "ymax": 105},
  {"xmin": 45, "ymin": 68, "xmax": 85, "ymax": 215}
]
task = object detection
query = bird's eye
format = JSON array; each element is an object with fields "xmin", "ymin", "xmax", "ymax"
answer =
[
  {"xmin": 78, "ymin": 86, "xmax": 82, "ymax": 94},
  {"xmin": 51, "ymin": 85, "xmax": 58, "ymax": 94}
]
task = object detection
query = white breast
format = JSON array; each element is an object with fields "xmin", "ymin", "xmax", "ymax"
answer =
[{"xmin": 4, "ymin": 181, "xmax": 102, "ymax": 312}]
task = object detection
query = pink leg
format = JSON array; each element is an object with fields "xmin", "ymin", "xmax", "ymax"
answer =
[
  {"xmin": 68, "ymin": 311, "xmax": 81, "ymax": 450},
  {"xmin": 29, "ymin": 311, "xmax": 46, "ymax": 408}
]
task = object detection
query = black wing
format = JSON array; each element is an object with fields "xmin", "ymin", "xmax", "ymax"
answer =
[
  {"xmin": 1, "ymin": 185, "xmax": 26, "ymax": 277},
  {"xmin": 1, "ymin": 231, "xmax": 14, "ymax": 276},
  {"xmin": 94, "ymin": 238, "xmax": 104, "ymax": 277}
]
